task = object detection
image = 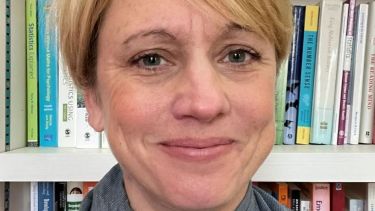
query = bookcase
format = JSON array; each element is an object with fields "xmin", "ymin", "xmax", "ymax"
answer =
[{"xmin": 1, "ymin": 0, "xmax": 375, "ymax": 200}]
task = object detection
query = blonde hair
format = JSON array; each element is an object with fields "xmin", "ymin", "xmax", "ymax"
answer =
[{"xmin": 57, "ymin": 0, "xmax": 292, "ymax": 89}]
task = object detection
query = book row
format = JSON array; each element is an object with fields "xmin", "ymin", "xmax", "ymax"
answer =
[
  {"xmin": 275, "ymin": 0, "xmax": 375, "ymax": 145},
  {"xmin": 1, "ymin": 182, "xmax": 374, "ymax": 211},
  {"xmin": 0, "ymin": 0, "xmax": 109, "ymax": 151}
]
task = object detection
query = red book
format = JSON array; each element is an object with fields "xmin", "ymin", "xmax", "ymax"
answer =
[
  {"xmin": 330, "ymin": 183, "xmax": 345, "ymax": 211},
  {"xmin": 83, "ymin": 182, "xmax": 98, "ymax": 197},
  {"xmin": 312, "ymin": 183, "xmax": 330, "ymax": 211}
]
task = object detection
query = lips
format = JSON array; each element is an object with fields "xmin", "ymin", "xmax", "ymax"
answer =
[{"xmin": 159, "ymin": 138, "xmax": 235, "ymax": 161}]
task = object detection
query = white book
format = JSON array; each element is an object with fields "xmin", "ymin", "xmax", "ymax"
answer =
[
  {"xmin": 30, "ymin": 182, "xmax": 38, "ymax": 211},
  {"xmin": 76, "ymin": 91, "xmax": 100, "ymax": 148},
  {"xmin": 300, "ymin": 200, "xmax": 310, "ymax": 211},
  {"xmin": 67, "ymin": 182, "xmax": 83, "ymax": 211},
  {"xmin": 360, "ymin": 1, "xmax": 375, "ymax": 144},
  {"xmin": 368, "ymin": 183, "xmax": 375, "ymax": 211},
  {"xmin": 58, "ymin": 53, "xmax": 77, "ymax": 147},
  {"xmin": 9, "ymin": 182, "xmax": 30, "ymax": 211},
  {"xmin": 332, "ymin": 3, "xmax": 349, "ymax": 145},
  {"xmin": 0, "ymin": 1, "xmax": 5, "ymax": 152},
  {"xmin": 349, "ymin": 4, "xmax": 368, "ymax": 144},
  {"xmin": 310, "ymin": 0, "xmax": 343, "ymax": 144},
  {"xmin": 101, "ymin": 131, "xmax": 110, "ymax": 148}
]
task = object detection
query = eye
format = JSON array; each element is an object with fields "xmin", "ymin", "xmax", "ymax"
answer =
[
  {"xmin": 130, "ymin": 52, "xmax": 169, "ymax": 72},
  {"xmin": 221, "ymin": 48, "xmax": 261, "ymax": 65},
  {"xmin": 140, "ymin": 54, "xmax": 162, "ymax": 67}
]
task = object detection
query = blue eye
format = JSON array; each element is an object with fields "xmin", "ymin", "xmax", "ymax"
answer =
[
  {"xmin": 222, "ymin": 48, "xmax": 260, "ymax": 65},
  {"xmin": 228, "ymin": 50, "xmax": 247, "ymax": 63},
  {"xmin": 141, "ymin": 54, "xmax": 162, "ymax": 66}
]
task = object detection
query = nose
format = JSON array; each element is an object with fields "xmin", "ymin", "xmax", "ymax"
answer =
[{"xmin": 171, "ymin": 59, "xmax": 230, "ymax": 123}]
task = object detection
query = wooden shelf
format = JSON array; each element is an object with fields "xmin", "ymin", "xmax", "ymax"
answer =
[{"xmin": 1, "ymin": 145, "xmax": 375, "ymax": 182}]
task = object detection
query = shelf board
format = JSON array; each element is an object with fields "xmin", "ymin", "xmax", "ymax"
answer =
[{"xmin": 1, "ymin": 145, "xmax": 375, "ymax": 182}]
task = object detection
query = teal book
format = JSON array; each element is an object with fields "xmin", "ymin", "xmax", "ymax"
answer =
[{"xmin": 38, "ymin": 0, "xmax": 58, "ymax": 147}]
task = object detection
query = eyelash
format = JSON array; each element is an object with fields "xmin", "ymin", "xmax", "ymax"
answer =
[{"xmin": 220, "ymin": 47, "xmax": 262, "ymax": 65}]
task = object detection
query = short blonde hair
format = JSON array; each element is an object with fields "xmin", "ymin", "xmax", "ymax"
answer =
[{"xmin": 57, "ymin": 0, "xmax": 293, "ymax": 89}]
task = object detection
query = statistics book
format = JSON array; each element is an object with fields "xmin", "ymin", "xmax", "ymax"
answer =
[
  {"xmin": 275, "ymin": 60, "xmax": 288, "ymax": 145},
  {"xmin": 332, "ymin": 3, "xmax": 349, "ymax": 145},
  {"xmin": 58, "ymin": 53, "xmax": 77, "ymax": 147},
  {"xmin": 360, "ymin": 1, "xmax": 375, "ymax": 144},
  {"xmin": 26, "ymin": 0, "xmax": 39, "ymax": 147},
  {"xmin": 38, "ymin": 0, "xmax": 59, "ymax": 147},
  {"xmin": 310, "ymin": 0, "xmax": 342, "ymax": 144},
  {"xmin": 348, "ymin": 4, "xmax": 368, "ymax": 144},
  {"xmin": 284, "ymin": 6, "xmax": 305, "ymax": 145},
  {"xmin": 3, "ymin": 0, "xmax": 26, "ymax": 151},
  {"xmin": 337, "ymin": 0, "xmax": 357, "ymax": 145},
  {"xmin": 296, "ymin": 5, "xmax": 319, "ymax": 145}
]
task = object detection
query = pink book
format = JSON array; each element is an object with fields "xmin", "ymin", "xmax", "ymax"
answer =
[
  {"xmin": 312, "ymin": 183, "xmax": 330, "ymax": 211},
  {"xmin": 337, "ymin": 0, "xmax": 357, "ymax": 145}
]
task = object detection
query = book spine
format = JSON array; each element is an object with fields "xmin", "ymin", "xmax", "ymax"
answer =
[
  {"xmin": 284, "ymin": 6, "xmax": 305, "ymax": 145},
  {"xmin": 58, "ymin": 53, "xmax": 77, "ymax": 147},
  {"xmin": 82, "ymin": 182, "xmax": 97, "ymax": 197},
  {"xmin": 332, "ymin": 4, "xmax": 349, "ymax": 145},
  {"xmin": 30, "ymin": 182, "xmax": 38, "ymax": 211},
  {"xmin": 369, "ymin": 183, "xmax": 375, "ymax": 211},
  {"xmin": 312, "ymin": 183, "xmax": 330, "ymax": 211},
  {"xmin": 26, "ymin": 0, "xmax": 38, "ymax": 147},
  {"xmin": 310, "ymin": 0, "xmax": 343, "ymax": 144},
  {"xmin": 349, "ymin": 4, "xmax": 368, "ymax": 144},
  {"xmin": 67, "ymin": 182, "xmax": 83, "ymax": 211},
  {"xmin": 296, "ymin": 5, "xmax": 319, "ymax": 145},
  {"xmin": 38, "ymin": 0, "xmax": 59, "ymax": 147},
  {"xmin": 38, "ymin": 182, "xmax": 54, "ymax": 211},
  {"xmin": 330, "ymin": 183, "xmax": 345, "ymax": 211},
  {"xmin": 360, "ymin": 1, "xmax": 375, "ymax": 144},
  {"xmin": 275, "ymin": 60, "xmax": 288, "ymax": 145},
  {"xmin": 337, "ymin": 0, "xmax": 357, "ymax": 145},
  {"xmin": 0, "ymin": 0, "xmax": 6, "ymax": 152},
  {"xmin": 55, "ymin": 182, "xmax": 67, "ymax": 211}
]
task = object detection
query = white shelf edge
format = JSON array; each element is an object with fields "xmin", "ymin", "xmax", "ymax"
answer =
[{"xmin": 1, "ymin": 145, "xmax": 375, "ymax": 182}]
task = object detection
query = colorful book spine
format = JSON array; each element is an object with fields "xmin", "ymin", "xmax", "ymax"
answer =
[
  {"xmin": 67, "ymin": 182, "xmax": 83, "ymax": 211},
  {"xmin": 38, "ymin": 0, "xmax": 59, "ymax": 147},
  {"xmin": 38, "ymin": 182, "xmax": 54, "ymax": 211},
  {"xmin": 349, "ymin": 4, "xmax": 368, "ymax": 144},
  {"xmin": 26, "ymin": 0, "xmax": 38, "ymax": 147},
  {"xmin": 330, "ymin": 183, "xmax": 345, "ymax": 211},
  {"xmin": 332, "ymin": 3, "xmax": 349, "ymax": 145},
  {"xmin": 271, "ymin": 182, "xmax": 288, "ymax": 206},
  {"xmin": 58, "ymin": 53, "xmax": 77, "ymax": 147},
  {"xmin": 83, "ymin": 182, "xmax": 97, "ymax": 197},
  {"xmin": 360, "ymin": 1, "xmax": 375, "ymax": 144},
  {"xmin": 310, "ymin": 0, "xmax": 342, "ymax": 144},
  {"xmin": 275, "ymin": 60, "xmax": 288, "ymax": 145},
  {"xmin": 312, "ymin": 183, "xmax": 330, "ymax": 211},
  {"xmin": 296, "ymin": 5, "xmax": 319, "ymax": 145},
  {"xmin": 283, "ymin": 6, "xmax": 305, "ymax": 145},
  {"xmin": 337, "ymin": 0, "xmax": 357, "ymax": 145},
  {"xmin": 0, "ymin": 0, "xmax": 6, "ymax": 152}
]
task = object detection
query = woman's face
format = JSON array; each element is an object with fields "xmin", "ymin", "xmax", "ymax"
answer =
[{"xmin": 86, "ymin": 0, "xmax": 276, "ymax": 210}]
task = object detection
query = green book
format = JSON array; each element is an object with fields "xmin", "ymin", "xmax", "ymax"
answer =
[
  {"xmin": 275, "ymin": 60, "xmax": 288, "ymax": 145},
  {"xmin": 26, "ymin": 0, "xmax": 38, "ymax": 146}
]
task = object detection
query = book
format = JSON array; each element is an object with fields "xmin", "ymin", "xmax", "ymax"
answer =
[
  {"xmin": 275, "ymin": 60, "xmax": 289, "ymax": 145},
  {"xmin": 76, "ymin": 90, "xmax": 101, "ymax": 148},
  {"xmin": 9, "ymin": 182, "xmax": 31, "ymax": 211},
  {"xmin": 368, "ymin": 183, "xmax": 375, "ymax": 211},
  {"xmin": 38, "ymin": 0, "xmax": 59, "ymax": 147},
  {"xmin": 337, "ymin": 0, "xmax": 357, "ymax": 145},
  {"xmin": 58, "ymin": 53, "xmax": 77, "ymax": 147},
  {"xmin": 330, "ymin": 183, "xmax": 345, "ymax": 211},
  {"xmin": 310, "ymin": 0, "xmax": 343, "ymax": 144},
  {"xmin": 312, "ymin": 183, "xmax": 330, "ymax": 211},
  {"xmin": 38, "ymin": 182, "xmax": 54, "ymax": 211},
  {"xmin": 55, "ymin": 182, "xmax": 67, "ymax": 211},
  {"xmin": 348, "ymin": 4, "xmax": 368, "ymax": 145},
  {"xmin": 83, "ymin": 182, "xmax": 97, "ymax": 197},
  {"xmin": 332, "ymin": 3, "xmax": 349, "ymax": 145},
  {"xmin": 360, "ymin": 1, "xmax": 375, "ymax": 144},
  {"xmin": 0, "ymin": 0, "xmax": 5, "ymax": 152},
  {"xmin": 270, "ymin": 182, "xmax": 289, "ymax": 206},
  {"xmin": 4, "ymin": 0, "xmax": 26, "ymax": 151},
  {"xmin": 289, "ymin": 183, "xmax": 301, "ymax": 211},
  {"xmin": 67, "ymin": 182, "xmax": 83, "ymax": 211},
  {"xmin": 26, "ymin": 0, "xmax": 39, "ymax": 147},
  {"xmin": 0, "ymin": 183, "xmax": 4, "ymax": 211},
  {"xmin": 296, "ymin": 5, "xmax": 319, "ymax": 145},
  {"xmin": 284, "ymin": 6, "xmax": 305, "ymax": 145},
  {"xmin": 345, "ymin": 183, "xmax": 367, "ymax": 211},
  {"xmin": 30, "ymin": 182, "xmax": 38, "ymax": 211}
]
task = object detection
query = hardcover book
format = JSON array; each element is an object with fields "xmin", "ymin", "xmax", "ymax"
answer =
[
  {"xmin": 330, "ymin": 183, "xmax": 345, "ymax": 211},
  {"xmin": 310, "ymin": 0, "xmax": 343, "ymax": 144},
  {"xmin": 284, "ymin": 6, "xmax": 305, "ymax": 145},
  {"xmin": 275, "ymin": 60, "xmax": 289, "ymax": 145}
]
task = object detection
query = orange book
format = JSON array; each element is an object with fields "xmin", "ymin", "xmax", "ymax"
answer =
[
  {"xmin": 270, "ymin": 182, "xmax": 288, "ymax": 206},
  {"xmin": 83, "ymin": 182, "xmax": 98, "ymax": 197}
]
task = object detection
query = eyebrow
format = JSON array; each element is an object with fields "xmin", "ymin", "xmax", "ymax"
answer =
[{"xmin": 122, "ymin": 29, "xmax": 177, "ymax": 46}]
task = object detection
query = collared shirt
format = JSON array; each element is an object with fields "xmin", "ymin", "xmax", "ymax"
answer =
[{"xmin": 80, "ymin": 164, "xmax": 290, "ymax": 211}]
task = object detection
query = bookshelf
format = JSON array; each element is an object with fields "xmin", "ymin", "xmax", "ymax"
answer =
[{"xmin": 1, "ymin": 145, "xmax": 375, "ymax": 182}]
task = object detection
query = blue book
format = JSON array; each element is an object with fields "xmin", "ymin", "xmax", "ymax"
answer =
[
  {"xmin": 283, "ymin": 6, "xmax": 305, "ymax": 145},
  {"xmin": 38, "ymin": 182, "xmax": 54, "ymax": 211},
  {"xmin": 38, "ymin": 0, "xmax": 58, "ymax": 147},
  {"xmin": 296, "ymin": 5, "xmax": 319, "ymax": 145}
]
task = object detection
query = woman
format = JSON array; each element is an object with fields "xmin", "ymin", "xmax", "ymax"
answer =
[{"xmin": 57, "ymin": 0, "xmax": 292, "ymax": 210}]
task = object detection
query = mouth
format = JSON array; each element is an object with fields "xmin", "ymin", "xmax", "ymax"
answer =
[{"xmin": 159, "ymin": 138, "xmax": 235, "ymax": 162}]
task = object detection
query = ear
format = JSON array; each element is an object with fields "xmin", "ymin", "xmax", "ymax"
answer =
[{"xmin": 84, "ymin": 89, "xmax": 104, "ymax": 132}]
